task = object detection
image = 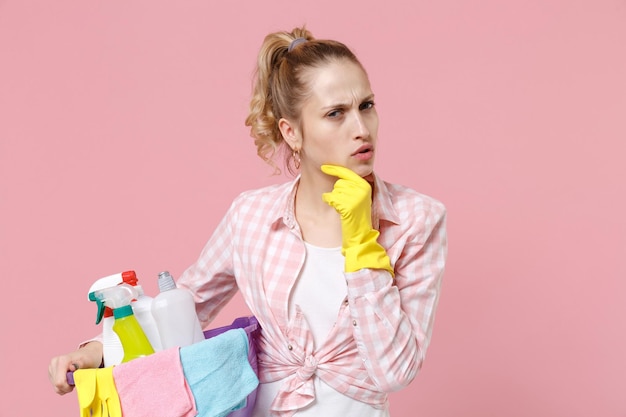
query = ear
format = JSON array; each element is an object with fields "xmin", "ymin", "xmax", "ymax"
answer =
[{"xmin": 278, "ymin": 118, "xmax": 302, "ymax": 151}]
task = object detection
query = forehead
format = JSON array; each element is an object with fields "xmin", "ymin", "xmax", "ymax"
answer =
[{"xmin": 301, "ymin": 59, "xmax": 372, "ymax": 104}]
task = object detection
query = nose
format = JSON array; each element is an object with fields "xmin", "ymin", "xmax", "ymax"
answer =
[{"xmin": 351, "ymin": 111, "xmax": 370, "ymax": 140}]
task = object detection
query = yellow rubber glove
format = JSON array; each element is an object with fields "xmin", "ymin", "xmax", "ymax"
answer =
[
  {"xmin": 96, "ymin": 367, "xmax": 122, "ymax": 417},
  {"xmin": 73, "ymin": 369, "xmax": 101, "ymax": 417},
  {"xmin": 321, "ymin": 165, "xmax": 394, "ymax": 275}
]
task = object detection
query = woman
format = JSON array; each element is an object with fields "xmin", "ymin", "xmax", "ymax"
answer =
[{"xmin": 49, "ymin": 27, "xmax": 447, "ymax": 417}]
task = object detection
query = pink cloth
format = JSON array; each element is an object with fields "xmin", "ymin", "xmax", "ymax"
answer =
[
  {"xmin": 112, "ymin": 347, "xmax": 196, "ymax": 417},
  {"xmin": 177, "ymin": 173, "xmax": 447, "ymax": 416}
]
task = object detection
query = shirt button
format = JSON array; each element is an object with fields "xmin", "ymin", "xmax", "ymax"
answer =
[
  {"xmin": 344, "ymin": 299, "xmax": 349, "ymax": 305},
  {"xmin": 352, "ymin": 320, "xmax": 357, "ymax": 326},
  {"xmin": 288, "ymin": 344, "xmax": 293, "ymax": 350}
]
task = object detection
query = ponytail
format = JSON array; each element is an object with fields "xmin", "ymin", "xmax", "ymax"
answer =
[{"xmin": 245, "ymin": 27, "xmax": 362, "ymax": 175}]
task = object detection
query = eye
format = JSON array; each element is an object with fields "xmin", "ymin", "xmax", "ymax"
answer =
[
  {"xmin": 326, "ymin": 109, "xmax": 344, "ymax": 119},
  {"xmin": 359, "ymin": 101, "xmax": 375, "ymax": 111}
]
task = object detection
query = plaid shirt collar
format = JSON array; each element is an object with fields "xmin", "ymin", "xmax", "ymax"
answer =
[{"xmin": 269, "ymin": 172, "xmax": 401, "ymax": 231}]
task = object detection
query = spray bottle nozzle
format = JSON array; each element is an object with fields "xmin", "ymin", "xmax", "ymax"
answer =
[
  {"xmin": 90, "ymin": 284, "xmax": 140, "ymax": 324},
  {"xmin": 88, "ymin": 291, "xmax": 105, "ymax": 324},
  {"xmin": 122, "ymin": 270, "xmax": 138, "ymax": 286},
  {"xmin": 87, "ymin": 270, "xmax": 138, "ymax": 325}
]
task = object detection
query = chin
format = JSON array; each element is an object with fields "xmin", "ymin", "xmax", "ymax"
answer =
[{"xmin": 353, "ymin": 165, "xmax": 374, "ymax": 180}]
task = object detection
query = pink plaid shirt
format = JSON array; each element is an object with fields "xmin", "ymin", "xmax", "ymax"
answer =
[{"xmin": 177, "ymin": 174, "xmax": 447, "ymax": 416}]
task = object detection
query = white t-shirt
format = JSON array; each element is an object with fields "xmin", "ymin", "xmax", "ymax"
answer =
[{"xmin": 252, "ymin": 243, "xmax": 389, "ymax": 417}]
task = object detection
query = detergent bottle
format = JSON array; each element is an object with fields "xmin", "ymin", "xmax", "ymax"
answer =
[
  {"xmin": 92, "ymin": 284, "xmax": 155, "ymax": 362},
  {"xmin": 151, "ymin": 271, "xmax": 205, "ymax": 349},
  {"xmin": 88, "ymin": 270, "xmax": 162, "ymax": 365},
  {"xmin": 88, "ymin": 271, "xmax": 135, "ymax": 366},
  {"xmin": 120, "ymin": 272, "xmax": 162, "ymax": 352},
  {"xmin": 130, "ymin": 284, "xmax": 162, "ymax": 352}
]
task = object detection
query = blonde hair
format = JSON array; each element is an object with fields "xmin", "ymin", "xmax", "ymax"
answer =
[{"xmin": 245, "ymin": 27, "xmax": 363, "ymax": 175}]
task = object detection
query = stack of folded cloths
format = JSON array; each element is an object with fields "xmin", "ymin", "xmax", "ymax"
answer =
[{"xmin": 73, "ymin": 328, "xmax": 258, "ymax": 417}]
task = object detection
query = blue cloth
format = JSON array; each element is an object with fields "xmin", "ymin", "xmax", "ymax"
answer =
[{"xmin": 179, "ymin": 328, "xmax": 259, "ymax": 417}]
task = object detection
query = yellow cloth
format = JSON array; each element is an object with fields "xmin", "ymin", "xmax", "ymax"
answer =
[
  {"xmin": 321, "ymin": 165, "xmax": 394, "ymax": 276},
  {"xmin": 73, "ymin": 367, "xmax": 122, "ymax": 417}
]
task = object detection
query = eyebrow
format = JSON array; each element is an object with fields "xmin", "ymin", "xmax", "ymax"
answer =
[{"xmin": 321, "ymin": 94, "xmax": 376, "ymax": 111}]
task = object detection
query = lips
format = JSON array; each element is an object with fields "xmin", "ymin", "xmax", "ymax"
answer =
[{"xmin": 352, "ymin": 144, "xmax": 373, "ymax": 156}]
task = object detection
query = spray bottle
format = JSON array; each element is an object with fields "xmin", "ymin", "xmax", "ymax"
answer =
[
  {"xmin": 120, "ymin": 272, "xmax": 162, "ymax": 352},
  {"xmin": 88, "ymin": 271, "xmax": 132, "ymax": 366},
  {"xmin": 88, "ymin": 271, "xmax": 162, "ymax": 366},
  {"xmin": 91, "ymin": 284, "xmax": 155, "ymax": 362}
]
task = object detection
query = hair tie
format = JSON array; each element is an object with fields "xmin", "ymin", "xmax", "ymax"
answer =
[{"xmin": 288, "ymin": 37, "xmax": 307, "ymax": 52}]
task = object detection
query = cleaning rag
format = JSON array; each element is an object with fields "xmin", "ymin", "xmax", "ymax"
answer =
[
  {"xmin": 179, "ymin": 328, "xmax": 259, "ymax": 417},
  {"xmin": 112, "ymin": 346, "xmax": 197, "ymax": 417}
]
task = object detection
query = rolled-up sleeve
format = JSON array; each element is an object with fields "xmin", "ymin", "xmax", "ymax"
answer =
[
  {"xmin": 345, "ymin": 201, "xmax": 447, "ymax": 392},
  {"xmin": 177, "ymin": 204, "xmax": 239, "ymax": 329}
]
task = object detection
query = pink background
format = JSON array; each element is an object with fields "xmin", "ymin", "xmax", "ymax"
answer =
[{"xmin": 1, "ymin": 0, "xmax": 624, "ymax": 416}]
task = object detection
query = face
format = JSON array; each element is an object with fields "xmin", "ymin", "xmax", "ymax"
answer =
[{"xmin": 281, "ymin": 59, "xmax": 379, "ymax": 180}]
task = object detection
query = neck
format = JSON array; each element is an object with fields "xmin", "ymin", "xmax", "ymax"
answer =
[
  {"xmin": 296, "ymin": 169, "xmax": 337, "ymax": 214},
  {"xmin": 294, "ymin": 169, "xmax": 343, "ymax": 246}
]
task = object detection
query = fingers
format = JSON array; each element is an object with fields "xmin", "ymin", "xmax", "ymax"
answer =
[
  {"xmin": 321, "ymin": 164, "xmax": 364, "ymax": 182},
  {"xmin": 321, "ymin": 165, "xmax": 371, "ymax": 199},
  {"xmin": 321, "ymin": 165, "xmax": 373, "ymax": 223},
  {"xmin": 321, "ymin": 191, "xmax": 341, "ymax": 213},
  {"xmin": 48, "ymin": 343, "xmax": 103, "ymax": 396},
  {"xmin": 323, "ymin": 177, "xmax": 369, "ymax": 200},
  {"xmin": 49, "ymin": 355, "xmax": 75, "ymax": 395}
]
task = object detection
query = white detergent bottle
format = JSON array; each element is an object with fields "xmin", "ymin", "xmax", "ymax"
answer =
[
  {"xmin": 131, "ymin": 284, "xmax": 162, "ymax": 352},
  {"xmin": 151, "ymin": 271, "xmax": 205, "ymax": 349}
]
